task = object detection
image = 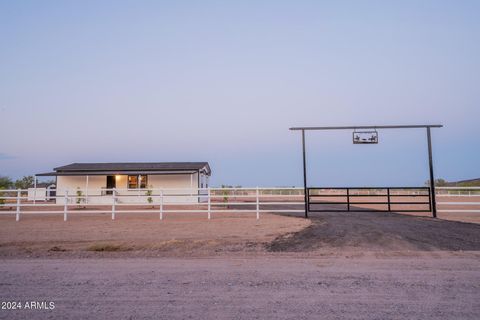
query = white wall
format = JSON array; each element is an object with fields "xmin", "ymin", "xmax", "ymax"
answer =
[
  {"xmin": 145, "ymin": 173, "xmax": 198, "ymax": 203},
  {"xmin": 56, "ymin": 173, "xmax": 201, "ymax": 204},
  {"xmin": 28, "ymin": 188, "xmax": 46, "ymax": 201},
  {"xmin": 56, "ymin": 176, "xmax": 87, "ymax": 196}
]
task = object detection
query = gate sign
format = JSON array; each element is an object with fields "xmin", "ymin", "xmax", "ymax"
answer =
[{"xmin": 353, "ymin": 130, "xmax": 378, "ymax": 144}]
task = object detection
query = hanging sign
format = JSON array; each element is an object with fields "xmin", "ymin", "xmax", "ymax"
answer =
[{"xmin": 353, "ymin": 130, "xmax": 378, "ymax": 144}]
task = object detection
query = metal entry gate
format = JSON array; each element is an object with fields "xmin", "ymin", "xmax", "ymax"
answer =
[{"xmin": 307, "ymin": 187, "xmax": 432, "ymax": 213}]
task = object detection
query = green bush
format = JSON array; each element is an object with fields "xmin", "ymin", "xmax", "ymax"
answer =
[
  {"xmin": 146, "ymin": 186, "xmax": 153, "ymax": 207},
  {"xmin": 76, "ymin": 188, "xmax": 85, "ymax": 206}
]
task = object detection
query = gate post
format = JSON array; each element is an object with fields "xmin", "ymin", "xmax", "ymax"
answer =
[
  {"xmin": 301, "ymin": 129, "xmax": 308, "ymax": 218},
  {"xmin": 427, "ymin": 127, "xmax": 437, "ymax": 218}
]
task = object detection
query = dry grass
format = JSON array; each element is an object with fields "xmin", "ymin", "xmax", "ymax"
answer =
[{"xmin": 87, "ymin": 243, "xmax": 133, "ymax": 252}]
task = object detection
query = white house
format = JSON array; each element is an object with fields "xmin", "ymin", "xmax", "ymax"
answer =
[{"xmin": 36, "ymin": 162, "xmax": 211, "ymax": 204}]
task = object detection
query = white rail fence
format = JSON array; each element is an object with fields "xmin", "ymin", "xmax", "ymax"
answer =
[
  {"xmin": 0, "ymin": 187, "xmax": 305, "ymax": 221},
  {"xmin": 436, "ymin": 187, "xmax": 480, "ymax": 213},
  {"xmin": 1, "ymin": 187, "xmax": 479, "ymax": 221}
]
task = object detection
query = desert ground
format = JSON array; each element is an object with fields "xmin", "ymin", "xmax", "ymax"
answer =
[
  {"xmin": 1, "ymin": 254, "xmax": 479, "ymax": 320},
  {"xmin": 1, "ymin": 209, "xmax": 480, "ymax": 319}
]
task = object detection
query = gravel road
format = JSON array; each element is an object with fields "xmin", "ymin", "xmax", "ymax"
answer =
[{"xmin": 1, "ymin": 255, "xmax": 479, "ymax": 320}]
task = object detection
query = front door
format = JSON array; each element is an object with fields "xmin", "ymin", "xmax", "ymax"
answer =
[{"xmin": 106, "ymin": 176, "xmax": 116, "ymax": 195}]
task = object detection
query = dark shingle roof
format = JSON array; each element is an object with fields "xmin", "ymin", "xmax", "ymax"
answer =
[{"xmin": 53, "ymin": 162, "xmax": 211, "ymax": 174}]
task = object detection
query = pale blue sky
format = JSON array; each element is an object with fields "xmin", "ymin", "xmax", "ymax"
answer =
[{"xmin": 0, "ymin": 1, "xmax": 479, "ymax": 186}]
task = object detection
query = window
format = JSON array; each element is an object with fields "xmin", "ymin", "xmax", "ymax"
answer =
[{"xmin": 128, "ymin": 175, "xmax": 147, "ymax": 189}]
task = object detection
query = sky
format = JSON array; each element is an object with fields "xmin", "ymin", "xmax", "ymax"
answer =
[{"xmin": 0, "ymin": 0, "xmax": 479, "ymax": 187}]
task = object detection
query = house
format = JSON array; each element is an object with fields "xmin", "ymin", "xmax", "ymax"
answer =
[{"xmin": 36, "ymin": 162, "xmax": 211, "ymax": 204}]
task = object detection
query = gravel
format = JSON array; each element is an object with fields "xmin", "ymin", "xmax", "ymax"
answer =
[{"xmin": 1, "ymin": 255, "xmax": 479, "ymax": 320}]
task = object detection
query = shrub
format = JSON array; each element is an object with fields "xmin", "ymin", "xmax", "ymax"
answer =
[
  {"xmin": 146, "ymin": 186, "xmax": 153, "ymax": 207},
  {"xmin": 0, "ymin": 176, "xmax": 13, "ymax": 189},
  {"xmin": 76, "ymin": 188, "xmax": 85, "ymax": 207}
]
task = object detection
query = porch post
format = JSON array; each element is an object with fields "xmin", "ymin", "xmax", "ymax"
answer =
[{"xmin": 190, "ymin": 173, "xmax": 194, "ymax": 200}]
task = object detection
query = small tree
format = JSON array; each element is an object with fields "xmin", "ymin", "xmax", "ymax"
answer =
[
  {"xmin": 0, "ymin": 187, "xmax": 4, "ymax": 205},
  {"xmin": 221, "ymin": 184, "xmax": 228, "ymax": 203},
  {"xmin": 14, "ymin": 176, "xmax": 35, "ymax": 190},
  {"xmin": 0, "ymin": 176, "xmax": 12, "ymax": 205},
  {"xmin": 425, "ymin": 178, "xmax": 448, "ymax": 187},
  {"xmin": 0, "ymin": 176, "xmax": 13, "ymax": 189},
  {"xmin": 145, "ymin": 186, "xmax": 154, "ymax": 208}
]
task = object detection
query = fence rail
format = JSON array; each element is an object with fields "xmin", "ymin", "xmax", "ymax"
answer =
[
  {"xmin": 1, "ymin": 186, "xmax": 479, "ymax": 221},
  {"xmin": 0, "ymin": 187, "xmax": 305, "ymax": 221},
  {"xmin": 435, "ymin": 187, "xmax": 480, "ymax": 213}
]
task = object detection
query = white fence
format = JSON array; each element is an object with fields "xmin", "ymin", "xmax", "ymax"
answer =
[
  {"xmin": 0, "ymin": 187, "xmax": 305, "ymax": 221},
  {"xmin": 436, "ymin": 187, "xmax": 480, "ymax": 213},
  {"xmin": 1, "ymin": 186, "xmax": 479, "ymax": 221}
]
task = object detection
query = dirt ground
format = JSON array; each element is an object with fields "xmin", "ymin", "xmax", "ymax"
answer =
[
  {"xmin": 1, "ymin": 255, "xmax": 479, "ymax": 320},
  {"xmin": 269, "ymin": 211, "xmax": 480, "ymax": 252},
  {"xmin": 0, "ymin": 213, "xmax": 309, "ymax": 257},
  {"xmin": 1, "ymin": 211, "xmax": 480, "ymax": 319},
  {"xmin": 1, "ymin": 209, "xmax": 480, "ymax": 257}
]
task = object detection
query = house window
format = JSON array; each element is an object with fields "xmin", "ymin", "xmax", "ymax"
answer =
[{"xmin": 128, "ymin": 175, "xmax": 147, "ymax": 189}]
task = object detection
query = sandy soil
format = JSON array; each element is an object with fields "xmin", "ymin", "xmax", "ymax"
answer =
[
  {"xmin": 1, "ymin": 254, "xmax": 479, "ymax": 320},
  {"xmin": 1, "ymin": 210, "xmax": 480, "ymax": 319},
  {"xmin": 0, "ymin": 213, "xmax": 310, "ymax": 257},
  {"xmin": 1, "ymin": 209, "xmax": 480, "ymax": 257}
]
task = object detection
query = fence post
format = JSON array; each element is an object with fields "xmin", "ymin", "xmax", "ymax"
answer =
[
  {"xmin": 207, "ymin": 188, "xmax": 211, "ymax": 220},
  {"xmin": 159, "ymin": 190, "xmax": 163, "ymax": 220},
  {"xmin": 64, "ymin": 190, "xmax": 68, "ymax": 222},
  {"xmin": 346, "ymin": 188, "xmax": 350, "ymax": 211},
  {"xmin": 387, "ymin": 188, "xmax": 391, "ymax": 212},
  {"xmin": 112, "ymin": 188, "xmax": 116, "ymax": 220},
  {"xmin": 16, "ymin": 189, "xmax": 21, "ymax": 222},
  {"xmin": 256, "ymin": 187, "xmax": 260, "ymax": 220},
  {"xmin": 33, "ymin": 176, "xmax": 36, "ymax": 205}
]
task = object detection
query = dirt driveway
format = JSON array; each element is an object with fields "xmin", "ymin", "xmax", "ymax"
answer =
[
  {"xmin": 1, "ymin": 255, "xmax": 479, "ymax": 320},
  {"xmin": 269, "ymin": 211, "xmax": 480, "ymax": 252}
]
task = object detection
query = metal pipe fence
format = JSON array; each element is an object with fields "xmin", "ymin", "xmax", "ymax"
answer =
[{"xmin": 307, "ymin": 187, "xmax": 432, "ymax": 213}]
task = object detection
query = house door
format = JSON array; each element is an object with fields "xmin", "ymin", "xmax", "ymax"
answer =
[{"xmin": 106, "ymin": 176, "xmax": 116, "ymax": 195}]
